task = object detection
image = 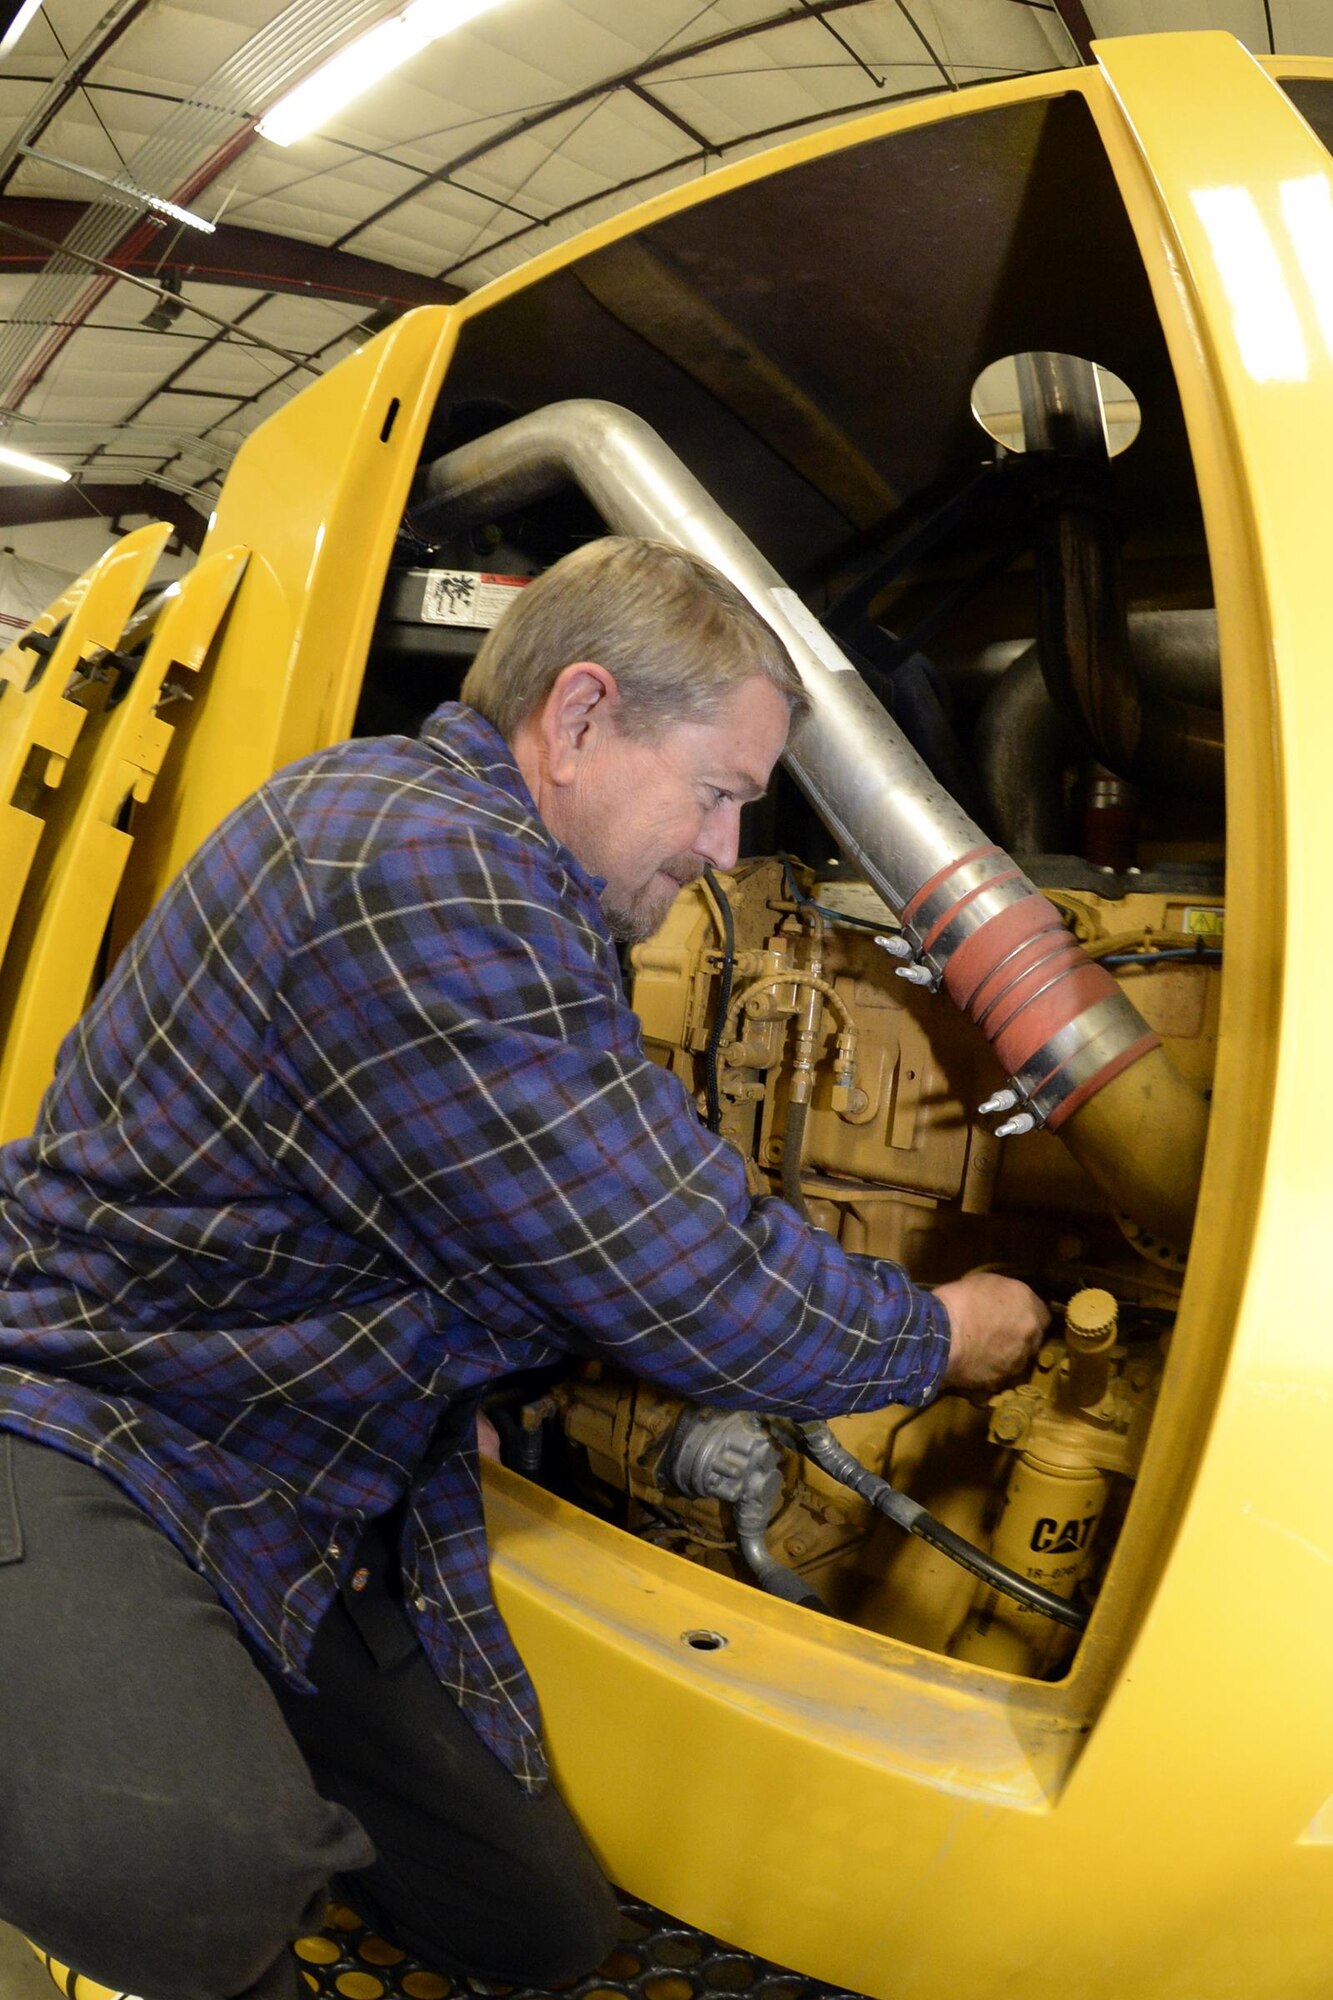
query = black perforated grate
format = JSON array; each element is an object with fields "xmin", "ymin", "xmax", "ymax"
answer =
[{"xmin": 294, "ymin": 1897, "xmax": 866, "ymax": 2000}]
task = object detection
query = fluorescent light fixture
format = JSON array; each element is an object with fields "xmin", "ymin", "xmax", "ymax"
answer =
[
  {"xmin": 0, "ymin": 443, "xmax": 70, "ymax": 482},
  {"xmin": 138, "ymin": 189, "xmax": 215, "ymax": 233},
  {"xmin": 18, "ymin": 144, "xmax": 215, "ymax": 233},
  {"xmin": 258, "ymin": 0, "xmax": 505, "ymax": 147},
  {"xmin": 0, "ymin": 0, "xmax": 46, "ymax": 61}
]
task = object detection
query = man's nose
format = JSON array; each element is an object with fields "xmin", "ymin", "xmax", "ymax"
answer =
[{"xmin": 694, "ymin": 806, "xmax": 741, "ymax": 871}]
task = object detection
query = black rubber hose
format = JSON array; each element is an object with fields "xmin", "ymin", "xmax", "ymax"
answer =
[
  {"xmin": 733, "ymin": 1491, "xmax": 828, "ymax": 1612},
  {"xmin": 702, "ymin": 865, "xmax": 735, "ymax": 1134},
  {"xmin": 797, "ymin": 1420, "xmax": 1088, "ymax": 1633},
  {"xmin": 781, "ymin": 1097, "xmax": 812, "ymax": 1224}
]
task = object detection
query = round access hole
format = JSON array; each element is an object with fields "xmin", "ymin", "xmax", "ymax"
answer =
[
  {"xmin": 681, "ymin": 1629, "xmax": 728, "ymax": 1651},
  {"xmin": 971, "ymin": 350, "xmax": 1140, "ymax": 458}
]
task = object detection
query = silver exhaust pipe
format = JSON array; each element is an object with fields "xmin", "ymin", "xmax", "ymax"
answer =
[{"xmin": 412, "ymin": 399, "xmax": 1207, "ymax": 1245}]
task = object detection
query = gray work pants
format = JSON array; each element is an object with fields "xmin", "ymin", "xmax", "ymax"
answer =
[{"xmin": 0, "ymin": 1433, "xmax": 618, "ymax": 2000}]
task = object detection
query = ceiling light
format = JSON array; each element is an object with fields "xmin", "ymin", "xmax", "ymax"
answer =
[
  {"xmin": 257, "ymin": 0, "xmax": 505, "ymax": 148},
  {"xmin": 0, "ymin": 444, "xmax": 70, "ymax": 482},
  {"xmin": 137, "ymin": 190, "xmax": 215, "ymax": 233},
  {"xmin": 0, "ymin": 0, "xmax": 46, "ymax": 60},
  {"xmin": 18, "ymin": 144, "xmax": 215, "ymax": 233}
]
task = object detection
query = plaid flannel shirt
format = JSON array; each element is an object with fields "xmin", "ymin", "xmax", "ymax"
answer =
[{"xmin": 0, "ymin": 702, "xmax": 950, "ymax": 1789}]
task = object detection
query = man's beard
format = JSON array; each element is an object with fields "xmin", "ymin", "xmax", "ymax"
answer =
[{"xmin": 601, "ymin": 858, "xmax": 703, "ymax": 944}]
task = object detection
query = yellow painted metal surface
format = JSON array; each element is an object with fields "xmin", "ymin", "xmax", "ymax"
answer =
[
  {"xmin": 0, "ymin": 524, "xmax": 169, "ymax": 972},
  {"xmin": 4, "ymin": 27, "xmax": 1332, "ymax": 2000},
  {"xmin": 112, "ymin": 305, "xmax": 462, "ymax": 946},
  {"xmin": 0, "ymin": 548, "xmax": 247, "ymax": 1143},
  {"xmin": 474, "ymin": 33, "xmax": 1333, "ymax": 2000}
]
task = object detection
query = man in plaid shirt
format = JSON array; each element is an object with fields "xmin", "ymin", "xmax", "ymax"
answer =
[{"xmin": 0, "ymin": 538, "xmax": 1045, "ymax": 2000}]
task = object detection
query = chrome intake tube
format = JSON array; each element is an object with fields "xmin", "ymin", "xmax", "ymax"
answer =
[{"xmin": 412, "ymin": 399, "xmax": 1206, "ymax": 1241}]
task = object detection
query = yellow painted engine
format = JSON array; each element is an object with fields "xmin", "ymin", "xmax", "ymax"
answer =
[{"xmin": 540, "ymin": 858, "xmax": 1216, "ymax": 1678}]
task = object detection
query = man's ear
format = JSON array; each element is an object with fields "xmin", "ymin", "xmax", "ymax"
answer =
[{"xmin": 539, "ymin": 661, "xmax": 619, "ymax": 786}]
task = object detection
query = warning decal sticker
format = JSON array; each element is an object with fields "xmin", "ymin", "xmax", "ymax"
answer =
[{"xmin": 421, "ymin": 570, "xmax": 530, "ymax": 628}]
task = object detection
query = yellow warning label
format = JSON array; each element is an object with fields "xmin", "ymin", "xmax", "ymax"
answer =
[{"xmin": 1181, "ymin": 906, "xmax": 1225, "ymax": 936}]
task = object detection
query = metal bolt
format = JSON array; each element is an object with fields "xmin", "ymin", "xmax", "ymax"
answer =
[
  {"xmin": 992, "ymin": 1406, "xmax": 1026, "ymax": 1445},
  {"xmin": 874, "ymin": 932, "xmax": 913, "ymax": 959},
  {"xmin": 895, "ymin": 963, "xmax": 935, "ymax": 987},
  {"xmin": 994, "ymin": 1111, "xmax": 1036, "ymax": 1138},
  {"xmin": 978, "ymin": 1088, "xmax": 1018, "ymax": 1116}
]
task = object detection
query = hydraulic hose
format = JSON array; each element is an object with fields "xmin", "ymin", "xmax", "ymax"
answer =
[
  {"xmin": 797, "ymin": 1419, "xmax": 1088, "ymax": 1634},
  {"xmin": 733, "ymin": 1487, "xmax": 828, "ymax": 1611},
  {"xmin": 781, "ymin": 1097, "xmax": 813, "ymax": 1223}
]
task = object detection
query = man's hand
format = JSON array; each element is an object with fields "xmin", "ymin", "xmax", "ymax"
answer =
[{"xmin": 934, "ymin": 1271, "xmax": 1051, "ymax": 1393}]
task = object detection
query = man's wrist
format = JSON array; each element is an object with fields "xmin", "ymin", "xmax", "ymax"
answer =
[{"xmin": 921, "ymin": 1286, "xmax": 954, "ymax": 1399}]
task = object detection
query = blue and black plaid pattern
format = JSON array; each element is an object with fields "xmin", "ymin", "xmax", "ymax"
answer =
[{"xmin": 0, "ymin": 704, "xmax": 949, "ymax": 1788}]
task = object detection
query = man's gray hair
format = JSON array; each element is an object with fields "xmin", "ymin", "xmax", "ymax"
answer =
[{"xmin": 460, "ymin": 536, "xmax": 808, "ymax": 741}]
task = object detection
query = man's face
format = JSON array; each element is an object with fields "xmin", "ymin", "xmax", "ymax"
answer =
[{"xmin": 571, "ymin": 676, "xmax": 791, "ymax": 943}]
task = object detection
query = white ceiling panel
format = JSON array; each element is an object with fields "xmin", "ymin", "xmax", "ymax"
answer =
[
  {"xmin": 0, "ymin": 75, "xmax": 53, "ymax": 138},
  {"xmin": 2, "ymin": 9, "xmax": 63, "ymax": 69},
  {"xmin": 350, "ymin": 174, "xmax": 528, "ymax": 268},
  {"xmin": 179, "ymin": 281, "xmax": 269, "ymax": 320},
  {"xmin": 144, "ymin": 389, "xmax": 245, "ymax": 429},
  {"xmin": 100, "ymin": 4, "xmax": 275, "ymax": 94},
  {"xmin": 224, "ymin": 145, "xmax": 422, "ymax": 226},
  {"xmin": 169, "ymin": 338, "xmax": 292, "ymax": 396},
  {"xmin": 1275, "ymin": 2, "xmax": 1333, "ymax": 52},
  {"xmin": 1089, "ymin": 0, "xmax": 1264, "ymax": 38},
  {"xmin": 240, "ymin": 293, "xmax": 366, "ymax": 348},
  {"xmin": 224, "ymin": 172, "xmax": 422, "ymax": 235},
  {"xmin": 924, "ymin": 0, "xmax": 1068, "ymax": 69},
  {"xmin": 225, "ymin": 193, "xmax": 375, "ymax": 241},
  {"xmin": 460, "ymin": 95, "xmax": 684, "ymax": 215},
  {"xmin": 0, "ymin": 0, "xmax": 1319, "ymax": 524},
  {"xmin": 0, "ymin": 271, "xmax": 46, "ymax": 314},
  {"xmin": 71, "ymin": 85, "xmax": 189, "ymax": 155},
  {"xmin": 457, "ymin": 154, "xmax": 709, "ymax": 285}
]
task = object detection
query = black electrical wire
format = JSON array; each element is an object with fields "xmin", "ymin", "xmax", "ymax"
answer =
[
  {"xmin": 1102, "ymin": 947, "xmax": 1223, "ymax": 968},
  {"xmin": 701, "ymin": 865, "xmax": 736, "ymax": 1134},
  {"xmin": 779, "ymin": 854, "xmax": 890, "ymax": 934},
  {"xmin": 796, "ymin": 1419, "xmax": 1088, "ymax": 1633}
]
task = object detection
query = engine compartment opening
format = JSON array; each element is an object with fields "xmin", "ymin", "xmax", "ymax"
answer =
[{"xmin": 344, "ymin": 77, "xmax": 1224, "ymax": 1701}]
